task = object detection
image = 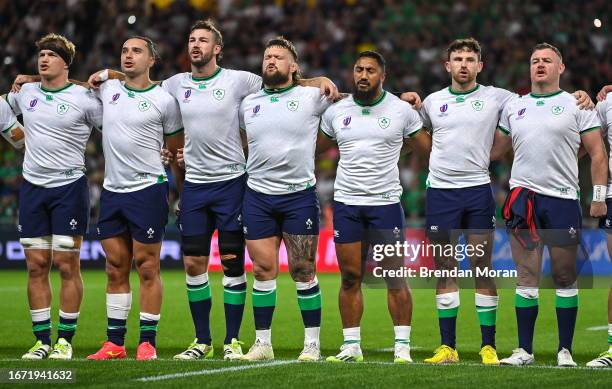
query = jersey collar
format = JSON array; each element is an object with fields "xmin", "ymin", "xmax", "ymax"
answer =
[
  {"xmin": 192, "ymin": 67, "xmax": 223, "ymax": 82},
  {"xmin": 529, "ymin": 89, "xmax": 563, "ymax": 99},
  {"xmin": 123, "ymin": 82, "xmax": 158, "ymax": 93},
  {"xmin": 263, "ymin": 84, "xmax": 297, "ymax": 95},
  {"xmin": 448, "ymin": 84, "xmax": 479, "ymax": 95},
  {"xmin": 354, "ymin": 90, "xmax": 387, "ymax": 107},
  {"xmin": 40, "ymin": 82, "xmax": 73, "ymax": 93}
]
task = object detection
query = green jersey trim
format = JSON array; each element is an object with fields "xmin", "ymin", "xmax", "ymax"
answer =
[
  {"xmin": 529, "ymin": 89, "xmax": 563, "ymax": 99},
  {"xmin": 263, "ymin": 84, "xmax": 298, "ymax": 95},
  {"xmin": 165, "ymin": 127, "xmax": 184, "ymax": 136},
  {"xmin": 448, "ymin": 84, "xmax": 480, "ymax": 95},
  {"xmin": 354, "ymin": 90, "xmax": 387, "ymax": 107},
  {"xmin": 123, "ymin": 83, "xmax": 158, "ymax": 93},
  {"xmin": 580, "ymin": 126, "xmax": 601, "ymax": 135},
  {"xmin": 192, "ymin": 67, "xmax": 223, "ymax": 82},
  {"xmin": 40, "ymin": 82, "xmax": 74, "ymax": 93},
  {"xmin": 497, "ymin": 126, "xmax": 510, "ymax": 135},
  {"xmin": 2, "ymin": 121, "xmax": 17, "ymax": 133}
]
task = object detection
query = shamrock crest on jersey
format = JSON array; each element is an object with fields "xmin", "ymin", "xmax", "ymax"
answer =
[
  {"xmin": 287, "ymin": 100, "xmax": 299, "ymax": 111},
  {"xmin": 57, "ymin": 103, "xmax": 70, "ymax": 115},
  {"xmin": 213, "ymin": 88, "xmax": 225, "ymax": 100}
]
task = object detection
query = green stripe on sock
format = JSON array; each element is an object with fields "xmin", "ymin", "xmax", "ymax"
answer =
[
  {"xmin": 32, "ymin": 323, "xmax": 51, "ymax": 332},
  {"xmin": 395, "ymin": 339, "xmax": 410, "ymax": 344},
  {"xmin": 476, "ymin": 305, "xmax": 497, "ymax": 326},
  {"xmin": 224, "ymin": 288, "xmax": 246, "ymax": 305},
  {"xmin": 608, "ymin": 334, "xmax": 612, "ymax": 344},
  {"xmin": 437, "ymin": 307, "xmax": 458, "ymax": 318},
  {"xmin": 343, "ymin": 340, "xmax": 360, "ymax": 344},
  {"xmin": 253, "ymin": 289, "xmax": 276, "ymax": 307},
  {"xmin": 187, "ymin": 283, "xmax": 211, "ymax": 302},
  {"xmin": 140, "ymin": 325, "xmax": 158, "ymax": 331},
  {"xmin": 298, "ymin": 291, "xmax": 322, "ymax": 311},
  {"xmin": 555, "ymin": 295, "xmax": 578, "ymax": 308},
  {"xmin": 515, "ymin": 294, "xmax": 538, "ymax": 308},
  {"xmin": 57, "ymin": 323, "xmax": 77, "ymax": 332}
]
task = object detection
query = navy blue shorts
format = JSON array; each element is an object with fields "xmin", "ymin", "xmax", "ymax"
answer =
[
  {"xmin": 426, "ymin": 183, "xmax": 495, "ymax": 239},
  {"xmin": 333, "ymin": 201, "xmax": 405, "ymax": 244},
  {"xmin": 178, "ymin": 175, "xmax": 246, "ymax": 237},
  {"xmin": 531, "ymin": 193, "xmax": 582, "ymax": 246},
  {"xmin": 242, "ymin": 186, "xmax": 320, "ymax": 240},
  {"xmin": 18, "ymin": 176, "xmax": 90, "ymax": 238},
  {"xmin": 97, "ymin": 183, "xmax": 169, "ymax": 243},
  {"xmin": 599, "ymin": 198, "xmax": 612, "ymax": 233}
]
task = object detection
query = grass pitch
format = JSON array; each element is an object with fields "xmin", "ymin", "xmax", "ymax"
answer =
[{"xmin": 0, "ymin": 270, "xmax": 610, "ymax": 388}]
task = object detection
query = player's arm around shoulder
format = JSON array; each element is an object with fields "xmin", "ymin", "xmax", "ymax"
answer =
[{"xmin": 490, "ymin": 95, "xmax": 518, "ymax": 161}]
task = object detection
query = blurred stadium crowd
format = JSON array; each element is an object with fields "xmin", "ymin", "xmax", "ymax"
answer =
[{"xmin": 0, "ymin": 0, "xmax": 610, "ymax": 229}]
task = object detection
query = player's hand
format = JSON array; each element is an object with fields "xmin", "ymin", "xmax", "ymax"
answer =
[
  {"xmin": 87, "ymin": 70, "xmax": 107, "ymax": 89},
  {"xmin": 400, "ymin": 92, "xmax": 422, "ymax": 110},
  {"xmin": 590, "ymin": 201, "xmax": 607, "ymax": 218},
  {"xmin": 573, "ymin": 90, "xmax": 594, "ymax": 110},
  {"xmin": 596, "ymin": 85, "xmax": 612, "ymax": 102},
  {"xmin": 318, "ymin": 77, "xmax": 340, "ymax": 101},
  {"xmin": 11, "ymin": 74, "xmax": 37, "ymax": 93},
  {"xmin": 176, "ymin": 147, "xmax": 185, "ymax": 169},
  {"xmin": 160, "ymin": 148, "xmax": 173, "ymax": 166}
]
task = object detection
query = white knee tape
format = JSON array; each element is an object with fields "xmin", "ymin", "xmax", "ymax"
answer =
[
  {"xmin": 20, "ymin": 236, "xmax": 52, "ymax": 250},
  {"xmin": 516, "ymin": 286, "xmax": 539, "ymax": 299},
  {"xmin": 436, "ymin": 291, "xmax": 460, "ymax": 309},
  {"xmin": 52, "ymin": 235, "xmax": 81, "ymax": 252}
]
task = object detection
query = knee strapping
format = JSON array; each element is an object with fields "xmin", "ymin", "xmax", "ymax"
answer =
[
  {"xmin": 181, "ymin": 234, "xmax": 211, "ymax": 256},
  {"xmin": 52, "ymin": 235, "xmax": 82, "ymax": 252},
  {"xmin": 219, "ymin": 230, "xmax": 245, "ymax": 277},
  {"xmin": 20, "ymin": 236, "xmax": 52, "ymax": 250}
]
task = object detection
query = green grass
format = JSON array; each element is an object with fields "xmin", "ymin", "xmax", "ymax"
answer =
[{"xmin": 0, "ymin": 270, "xmax": 610, "ymax": 388}]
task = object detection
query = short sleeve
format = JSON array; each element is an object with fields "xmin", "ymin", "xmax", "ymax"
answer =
[
  {"xmin": 578, "ymin": 107, "xmax": 602, "ymax": 136},
  {"xmin": 162, "ymin": 97, "xmax": 184, "ymax": 136},
  {"xmin": 313, "ymin": 89, "xmax": 332, "ymax": 116},
  {"xmin": 0, "ymin": 97, "xmax": 18, "ymax": 132},
  {"xmin": 241, "ymin": 71, "xmax": 262, "ymax": 97},
  {"xmin": 6, "ymin": 91, "xmax": 21, "ymax": 115},
  {"xmin": 494, "ymin": 87, "xmax": 518, "ymax": 113},
  {"xmin": 596, "ymin": 94, "xmax": 612, "ymax": 134},
  {"xmin": 84, "ymin": 90, "xmax": 103, "ymax": 130},
  {"xmin": 419, "ymin": 98, "xmax": 432, "ymax": 130},
  {"xmin": 160, "ymin": 73, "xmax": 182, "ymax": 98},
  {"xmin": 403, "ymin": 105, "xmax": 423, "ymax": 138},
  {"xmin": 498, "ymin": 100, "xmax": 513, "ymax": 136},
  {"xmin": 320, "ymin": 105, "xmax": 336, "ymax": 140}
]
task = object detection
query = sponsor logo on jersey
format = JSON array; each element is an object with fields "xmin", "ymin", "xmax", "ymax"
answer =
[
  {"xmin": 252, "ymin": 104, "xmax": 260, "ymax": 116},
  {"xmin": 471, "ymin": 100, "xmax": 484, "ymax": 111},
  {"xmin": 343, "ymin": 116, "xmax": 351, "ymax": 127},
  {"xmin": 110, "ymin": 93, "xmax": 121, "ymax": 104},
  {"xmin": 516, "ymin": 107, "xmax": 527, "ymax": 120},
  {"xmin": 57, "ymin": 103, "xmax": 69, "ymax": 115},
  {"xmin": 552, "ymin": 105, "xmax": 564, "ymax": 115},
  {"xmin": 536, "ymin": 100, "xmax": 544, "ymax": 106},
  {"xmin": 378, "ymin": 117, "xmax": 390, "ymax": 129},
  {"xmin": 27, "ymin": 98, "xmax": 38, "ymax": 112},
  {"xmin": 440, "ymin": 103, "xmax": 448, "ymax": 113},
  {"xmin": 213, "ymin": 88, "xmax": 225, "ymax": 100},
  {"xmin": 287, "ymin": 100, "xmax": 299, "ymax": 111},
  {"xmin": 183, "ymin": 89, "xmax": 191, "ymax": 103}
]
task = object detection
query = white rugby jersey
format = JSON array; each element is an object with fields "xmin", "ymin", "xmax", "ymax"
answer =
[
  {"xmin": 596, "ymin": 92, "xmax": 612, "ymax": 197},
  {"xmin": 7, "ymin": 83, "xmax": 102, "ymax": 187},
  {"xmin": 420, "ymin": 84, "xmax": 515, "ymax": 188},
  {"xmin": 499, "ymin": 90, "xmax": 601, "ymax": 200},
  {"xmin": 239, "ymin": 85, "xmax": 331, "ymax": 195},
  {"xmin": 0, "ymin": 97, "xmax": 23, "ymax": 148},
  {"xmin": 162, "ymin": 68, "xmax": 261, "ymax": 183},
  {"xmin": 321, "ymin": 91, "xmax": 422, "ymax": 205},
  {"xmin": 98, "ymin": 80, "xmax": 183, "ymax": 193}
]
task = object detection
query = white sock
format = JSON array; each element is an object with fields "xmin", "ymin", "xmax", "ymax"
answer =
[
  {"xmin": 305, "ymin": 327, "xmax": 320, "ymax": 345},
  {"xmin": 30, "ymin": 307, "xmax": 51, "ymax": 322},
  {"xmin": 59, "ymin": 310, "xmax": 80, "ymax": 320},
  {"xmin": 186, "ymin": 272, "xmax": 208, "ymax": 285},
  {"xmin": 256, "ymin": 329, "xmax": 271, "ymax": 344},
  {"xmin": 343, "ymin": 327, "xmax": 360, "ymax": 344},
  {"xmin": 394, "ymin": 325, "xmax": 411, "ymax": 344},
  {"xmin": 106, "ymin": 292, "xmax": 132, "ymax": 320}
]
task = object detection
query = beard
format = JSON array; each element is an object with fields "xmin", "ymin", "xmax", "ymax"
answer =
[
  {"xmin": 190, "ymin": 50, "xmax": 214, "ymax": 68},
  {"xmin": 262, "ymin": 69, "xmax": 290, "ymax": 87},
  {"xmin": 352, "ymin": 80, "xmax": 382, "ymax": 102}
]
